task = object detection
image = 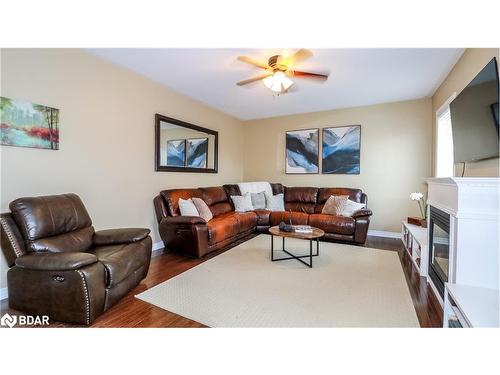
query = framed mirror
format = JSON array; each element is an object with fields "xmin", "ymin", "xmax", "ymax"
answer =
[{"xmin": 155, "ymin": 114, "xmax": 218, "ymax": 173}]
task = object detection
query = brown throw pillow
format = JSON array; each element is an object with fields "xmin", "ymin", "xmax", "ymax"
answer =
[
  {"xmin": 192, "ymin": 197, "xmax": 213, "ymax": 222},
  {"xmin": 322, "ymin": 195, "xmax": 349, "ymax": 216}
]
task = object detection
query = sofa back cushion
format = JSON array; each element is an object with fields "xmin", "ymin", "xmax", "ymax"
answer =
[
  {"xmin": 271, "ymin": 183, "xmax": 284, "ymax": 195},
  {"xmin": 199, "ymin": 186, "xmax": 232, "ymax": 216},
  {"xmin": 284, "ymin": 187, "xmax": 319, "ymax": 214},
  {"xmin": 160, "ymin": 188, "xmax": 202, "ymax": 217},
  {"xmin": 315, "ymin": 188, "xmax": 365, "ymax": 213},
  {"xmin": 9, "ymin": 193, "xmax": 94, "ymax": 253},
  {"xmin": 222, "ymin": 184, "xmax": 241, "ymax": 198}
]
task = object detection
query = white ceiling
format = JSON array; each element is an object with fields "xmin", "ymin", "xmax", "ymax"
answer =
[{"xmin": 87, "ymin": 48, "xmax": 464, "ymax": 120}]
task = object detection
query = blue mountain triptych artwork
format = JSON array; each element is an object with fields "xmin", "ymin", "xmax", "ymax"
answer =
[
  {"xmin": 166, "ymin": 138, "xmax": 208, "ymax": 168},
  {"xmin": 322, "ymin": 125, "xmax": 361, "ymax": 174},
  {"xmin": 285, "ymin": 129, "xmax": 319, "ymax": 174},
  {"xmin": 166, "ymin": 139, "xmax": 186, "ymax": 167},
  {"xmin": 285, "ymin": 125, "xmax": 361, "ymax": 175}
]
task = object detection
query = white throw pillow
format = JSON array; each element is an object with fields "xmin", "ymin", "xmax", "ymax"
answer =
[
  {"xmin": 251, "ymin": 191, "xmax": 266, "ymax": 210},
  {"xmin": 340, "ymin": 199, "xmax": 366, "ymax": 217},
  {"xmin": 231, "ymin": 193, "xmax": 254, "ymax": 212},
  {"xmin": 178, "ymin": 198, "xmax": 200, "ymax": 216},
  {"xmin": 265, "ymin": 193, "xmax": 285, "ymax": 211}
]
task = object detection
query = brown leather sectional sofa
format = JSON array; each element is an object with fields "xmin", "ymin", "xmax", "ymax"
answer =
[
  {"xmin": 0, "ymin": 193, "xmax": 152, "ymax": 325},
  {"xmin": 154, "ymin": 183, "xmax": 372, "ymax": 258}
]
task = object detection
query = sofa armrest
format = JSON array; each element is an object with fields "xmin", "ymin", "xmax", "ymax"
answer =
[
  {"xmin": 158, "ymin": 216, "xmax": 209, "ymax": 258},
  {"xmin": 352, "ymin": 209, "xmax": 373, "ymax": 219},
  {"xmin": 93, "ymin": 228, "xmax": 150, "ymax": 246},
  {"xmin": 15, "ymin": 252, "xmax": 98, "ymax": 271},
  {"xmin": 161, "ymin": 216, "xmax": 206, "ymax": 225}
]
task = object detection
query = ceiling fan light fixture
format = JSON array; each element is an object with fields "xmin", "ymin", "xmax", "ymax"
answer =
[{"xmin": 263, "ymin": 71, "xmax": 293, "ymax": 93}]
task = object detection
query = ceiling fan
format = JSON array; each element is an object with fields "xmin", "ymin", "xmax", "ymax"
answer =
[{"xmin": 236, "ymin": 49, "xmax": 328, "ymax": 95}]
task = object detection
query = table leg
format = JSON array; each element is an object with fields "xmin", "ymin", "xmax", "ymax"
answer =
[
  {"xmin": 271, "ymin": 234, "xmax": 273, "ymax": 261},
  {"xmin": 309, "ymin": 239, "xmax": 313, "ymax": 268}
]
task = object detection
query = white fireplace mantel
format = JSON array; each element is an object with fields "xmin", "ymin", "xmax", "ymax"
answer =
[{"xmin": 425, "ymin": 177, "xmax": 499, "ymax": 220}]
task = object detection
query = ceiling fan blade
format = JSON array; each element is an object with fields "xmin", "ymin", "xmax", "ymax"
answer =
[
  {"xmin": 289, "ymin": 48, "xmax": 313, "ymax": 65},
  {"xmin": 237, "ymin": 56, "xmax": 269, "ymax": 70},
  {"xmin": 236, "ymin": 74, "xmax": 272, "ymax": 86},
  {"xmin": 292, "ymin": 70, "xmax": 329, "ymax": 81}
]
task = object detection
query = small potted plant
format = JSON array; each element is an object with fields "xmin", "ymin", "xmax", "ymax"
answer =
[{"xmin": 408, "ymin": 192, "xmax": 427, "ymax": 227}]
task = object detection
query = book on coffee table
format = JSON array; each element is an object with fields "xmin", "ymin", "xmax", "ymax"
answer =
[{"xmin": 293, "ymin": 225, "xmax": 313, "ymax": 233}]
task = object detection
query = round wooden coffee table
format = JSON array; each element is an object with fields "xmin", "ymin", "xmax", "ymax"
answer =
[{"xmin": 268, "ymin": 225, "xmax": 325, "ymax": 268}]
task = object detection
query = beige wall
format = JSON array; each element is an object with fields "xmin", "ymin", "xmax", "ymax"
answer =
[
  {"xmin": 0, "ymin": 49, "xmax": 245, "ymax": 291},
  {"xmin": 432, "ymin": 48, "xmax": 500, "ymax": 177},
  {"xmin": 242, "ymin": 98, "xmax": 433, "ymax": 232}
]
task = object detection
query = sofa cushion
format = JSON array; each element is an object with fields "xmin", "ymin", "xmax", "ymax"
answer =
[
  {"xmin": 315, "ymin": 188, "xmax": 364, "ymax": 213},
  {"xmin": 233, "ymin": 212, "xmax": 258, "ymax": 232},
  {"xmin": 253, "ymin": 210, "xmax": 271, "ymax": 226},
  {"xmin": 341, "ymin": 199, "xmax": 366, "ymax": 217},
  {"xmin": 222, "ymin": 184, "xmax": 241, "ymax": 199},
  {"xmin": 308, "ymin": 214, "xmax": 356, "ymax": 235},
  {"xmin": 10, "ymin": 193, "xmax": 92, "ymax": 241},
  {"xmin": 250, "ymin": 192, "xmax": 266, "ymax": 210},
  {"xmin": 192, "ymin": 198, "xmax": 213, "ymax": 222},
  {"xmin": 28, "ymin": 226, "xmax": 95, "ymax": 253},
  {"xmin": 178, "ymin": 198, "xmax": 199, "ymax": 216},
  {"xmin": 207, "ymin": 213, "xmax": 240, "ymax": 246},
  {"xmin": 91, "ymin": 242, "xmax": 149, "ymax": 287},
  {"xmin": 199, "ymin": 186, "xmax": 228, "ymax": 205},
  {"xmin": 284, "ymin": 187, "xmax": 318, "ymax": 213},
  {"xmin": 284, "ymin": 202, "xmax": 316, "ymax": 214},
  {"xmin": 269, "ymin": 211, "xmax": 309, "ymax": 226},
  {"xmin": 265, "ymin": 193, "xmax": 285, "ymax": 211},
  {"xmin": 93, "ymin": 228, "xmax": 151, "ymax": 246},
  {"xmin": 322, "ymin": 195, "xmax": 349, "ymax": 215},
  {"xmin": 199, "ymin": 187, "xmax": 233, "ymax": 216},
  {"xmin": 15, "ymin": 252, "xmax": 98, "ymax": 271},
  {"xmin": 160, "ymin": 188, "xmax": 202, "ymax": 216},
  {"xmin": 237, "ymin": 181, "xmax": 273, "ymax": 196},
  {"xmin": 231, "ymin": 193, "xmax": 254, "ymax": 212},
  {"xmin": 270, "ymin": 183, "xmax": 284, "ymax": 195}
]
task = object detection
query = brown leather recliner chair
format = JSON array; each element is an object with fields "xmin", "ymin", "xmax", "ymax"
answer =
[{"xmin": 0, "ymin": 193, "xmax": 152, "ymax": 325}]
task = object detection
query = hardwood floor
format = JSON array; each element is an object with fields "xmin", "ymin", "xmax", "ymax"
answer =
[{"xmin": 0, "ymin": 235, "xmax": 443, "ymax": 328}]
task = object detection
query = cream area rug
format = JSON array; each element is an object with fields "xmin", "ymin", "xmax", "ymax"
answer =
[{"xmin": 136, "ymin": 235, "xmax": 419, "ymax": 327}]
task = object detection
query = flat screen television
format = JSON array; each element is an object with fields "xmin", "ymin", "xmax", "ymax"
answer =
[{"xmin": 450, "ymin": 57, "xmax": 499, "ymax": 163}]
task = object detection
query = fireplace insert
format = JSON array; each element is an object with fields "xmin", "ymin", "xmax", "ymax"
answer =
[{"xmin": 428, "ymin": 206, "xmax": 450, "ymax": 298}]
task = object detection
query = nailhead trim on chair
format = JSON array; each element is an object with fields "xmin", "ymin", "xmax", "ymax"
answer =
[
  {"xmin": 0, "ymin": 216, "xmax": 23, "ymax": 258},
  {"xmin": 76, "ymin": 270, "xmax": 90, "ymax": 325}
]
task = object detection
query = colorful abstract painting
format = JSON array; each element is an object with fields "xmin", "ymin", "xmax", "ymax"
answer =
[
  {"xmin": 0, "ymin": 97, "xmax": 59, "ymax": 150},
  {"xmin": 322, "ymin": 125, "xmax": 361, "ymax": 174},
  {"xmin": 186, "ymin": 138, "xmax": 208, "ymax": 168},
  {"xmin": 166, "ymin": 139, "xmax": 186, "ymax": 167},
  {"xmin": 285, "ymin": 128, "xmax": 319, "ymax": 174}
]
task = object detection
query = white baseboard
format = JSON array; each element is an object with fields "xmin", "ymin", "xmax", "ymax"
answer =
[
  {"xmin": 0, "ymin": 242, "xmax": 166, "ymax": 301},
  {"xmin": 367, "ymin": 230, "xmax": 401, "ymax": 239},
  {"xmin": 152, "ymin": 241, "xmax": 164, "ymax": 256}
]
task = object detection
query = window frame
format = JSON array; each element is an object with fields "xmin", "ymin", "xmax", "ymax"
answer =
[{"xmin": 435, "ymin": 93, "xmax": 457, "ymax": 177}]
